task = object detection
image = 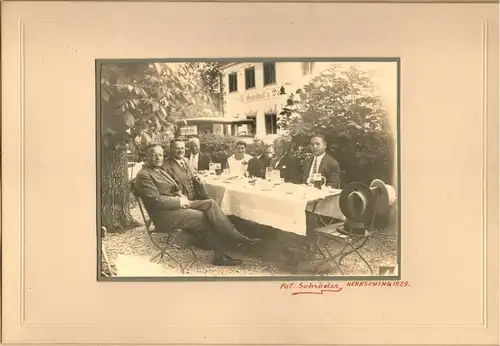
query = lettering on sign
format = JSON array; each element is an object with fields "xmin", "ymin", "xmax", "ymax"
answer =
[
  {"xmin": 179, "ymin": 126, "xmax": 198, "ymax": 136},
  {"xmin": 244, "ymin": 88, "xmax": 281, "ymax": 102}
]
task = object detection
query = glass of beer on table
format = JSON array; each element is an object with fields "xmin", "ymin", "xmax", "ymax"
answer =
[{"xmin": 311, "ymin": 173, "xmax": 326, "ymax": 190}]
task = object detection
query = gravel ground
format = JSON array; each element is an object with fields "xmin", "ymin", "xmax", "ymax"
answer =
[{"xmin": 102, "ymin": 206, "xmax": 398, "ymax": 277}]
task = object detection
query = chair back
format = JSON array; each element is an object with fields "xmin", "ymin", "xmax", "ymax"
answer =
[
  {"xmin": 337, "ymin": 170, "xmax": 346, "ymax": 188},
  {"xmin": 130, "ymin": 180, "xmax": 153, "ymax": 230}
]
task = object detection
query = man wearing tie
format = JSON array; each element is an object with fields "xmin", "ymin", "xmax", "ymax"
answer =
[
  {"xmin": 247, "ymin": 139, "xmax": 271, "ymax": 179},
  {"xmin": 187, "ymin": 137, "xmax": 211, "ymax": 172},
  {"xmin": 302, "ymin": 134, "xmax": 340, "ymax": 188},
  {"xmin": 302, "ymin": 134, "xmax": 341, "ymax": 246},
  {"xmin": 135, "ymin": 142, "xmax": 260, "ymax": 267},
  {"xmin": 269, "ymin": 138, "xmax": 301, "ymax": 184}
]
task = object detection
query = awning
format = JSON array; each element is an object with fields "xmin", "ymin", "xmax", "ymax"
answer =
[{"xmin": 175, "ymin": 117, "xmax": 255, "ymax": 125}]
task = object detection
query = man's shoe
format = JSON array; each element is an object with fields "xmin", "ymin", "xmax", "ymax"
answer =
[{"xmin": 213, "ymin": 255, "xmax": 243, "ymax": 266}]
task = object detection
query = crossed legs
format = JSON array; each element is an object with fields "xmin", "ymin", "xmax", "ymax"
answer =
[{"xmin": 154, "ymin": 199, "xmax": 252, "ymax": 258}]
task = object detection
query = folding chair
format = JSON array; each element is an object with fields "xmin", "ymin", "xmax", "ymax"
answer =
[
  {"xmin": 100, "ymin": 227, "xmax": 117, "ymax": 277},
  {"xmin": 128, "ymin": 163, "xmax": 138, "ymax": 209},
  {"xmin": 313, "ymin": 221, "xmax": 377, "ymax": 275},
  {"xmin": 131, "ymin": 184, "xmax": 198, "ymax": 274},
  {"xmin": 337, "ymin": 170, "xmax": 346, "ymax": 189},
  {"xmin": 311, "ymin": 191, "xmax": 381, "ymax": 275}
]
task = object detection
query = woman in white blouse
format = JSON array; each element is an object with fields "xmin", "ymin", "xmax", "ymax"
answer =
[{"xmin": 226, "ymin": 140, "xmax": 253, "ymax": 176}]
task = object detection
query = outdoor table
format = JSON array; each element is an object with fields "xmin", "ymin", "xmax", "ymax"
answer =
[{"xmin": 202, "ymin": 174, "xmax": 344, "ymax": 236}]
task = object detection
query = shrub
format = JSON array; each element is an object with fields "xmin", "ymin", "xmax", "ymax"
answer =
[
  {"xmin": 198, "ymin": 133, "xmax": 258, "ymax": 164},
  {"xmin": 279, "ymin": 65, "xmax": 396, "ymax": 186}
]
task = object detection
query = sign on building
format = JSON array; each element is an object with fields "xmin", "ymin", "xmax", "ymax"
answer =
[
  {"xmin": 179, "ymin": 125, "xmax": 198, "ymax": 136},
  {"xmin": 244, "ymin": 87, "xmax": 282, "ymax": 102}
]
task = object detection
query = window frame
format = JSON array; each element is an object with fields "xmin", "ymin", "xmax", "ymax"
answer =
[
  {"xmin": 302, "ymin": 62, "xmax": 314, "ymax": 75},
  {"xmin": 228, "ymin": 72, "xmax": 238, "ymax": 93},
  {"xmin": 244, "ymin": 66, "xmax": 256, "ymax": 90},
  {"xmin": 263, "ymin": 62, "xmax": 276, "ymax": 86}
]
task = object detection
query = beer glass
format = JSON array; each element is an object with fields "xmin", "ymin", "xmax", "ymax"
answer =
[
  {"xmin": 312, "ymin": 173, "xmax": 326, "ymax": 190},
  {"xmin": 214, "ymin": 163, "xmax": 222, "ymax": 176}
]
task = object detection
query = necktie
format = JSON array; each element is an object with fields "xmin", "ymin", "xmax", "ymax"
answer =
[{"xmin": 312, "ymin": 157, "xmax": 318, "ymax": 174}]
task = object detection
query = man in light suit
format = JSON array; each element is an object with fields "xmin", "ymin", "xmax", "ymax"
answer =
[
  {"xmin": 135, "ymin": 143, "xmax": 260, "ymax": 266},
  {"xmin": 186, "ymin": 137, "xmax": 211, "ymax": 172},
  {"xmin": 269, "ymin": 138, "xmax": 301, "ymax": 184},
  {"xmin": 302, "ymin": 134, "xmax": 341, "ymax": 188}
]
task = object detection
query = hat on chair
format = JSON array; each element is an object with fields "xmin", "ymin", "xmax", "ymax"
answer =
[
  {"xmin": 339, "ymin": 182, "xmax": 376, "ymax": 223},
  {"xmin": 369, "ymin": 179, "xmax": 397, "ymax": 214}
]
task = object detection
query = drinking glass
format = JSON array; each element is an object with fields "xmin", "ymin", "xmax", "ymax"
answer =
[
  {"xmin": 266, "ymin": 167, "xmax": 274, "ymax": 181},
  {"xmin": 209, "ymin": 163, "xmax": 215, "ymax": 175},
  {"xmin": 223, "ymin": 168, "xmax": 230, "ymax": 176},
  {"xmin": 214, "ymin": 163, "xmax": 222, "ymax": 176}
]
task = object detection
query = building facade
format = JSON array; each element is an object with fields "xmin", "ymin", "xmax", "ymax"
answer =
[{"xmin": 220, "ymin": 61, "xmax": 333, "ymax": 141}]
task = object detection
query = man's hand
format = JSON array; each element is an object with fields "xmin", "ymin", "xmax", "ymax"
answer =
[{"xmin": 179, "ymin": 194, "xmax": 190, "ymax": 208}]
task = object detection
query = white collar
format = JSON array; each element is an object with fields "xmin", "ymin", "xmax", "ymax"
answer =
[{"xmin": 313, "ymin": 152, "xmax": 326, "ymax": 161}]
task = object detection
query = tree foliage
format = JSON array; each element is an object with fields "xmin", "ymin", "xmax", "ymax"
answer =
[
  {"xmin": 178, "ymin": 62, "xmax": 223, "ymax": 112},
  {"xmin": 99, "ymin": 61, "xmax": 222, "ymax": 231},
  {"xmin": 100, "ymin": 62, "xmax": 221, "ymax": 152},
  {"xmin": 278, "ymin": 66, "xmax": 395, "ymax": 185}
]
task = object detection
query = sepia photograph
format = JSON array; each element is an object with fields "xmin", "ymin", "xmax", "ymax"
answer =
[
  {"xmin": 3, "ymin": 0, "xmax": 498, "ymax": 343},
  {"xmin": 97, "ymin": 59, "xmax": 400, "ymax": 279}
]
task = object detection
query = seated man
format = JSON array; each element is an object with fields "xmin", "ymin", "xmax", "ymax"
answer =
[
  {"xmin": 186, "ymin": 137, "xmax": 211, "ymax": 172},
  {"xmin": 302, "ymin": 134, "xmax": 340, "ymax": 187},
  {"xmin": 225, "ymin": 140, "xmax": 253, "ymax": 176},
  {"xmin": 135, "ymin": 143, "xmax": 261, "ymax": 266},
  {"xmin": 247, "ymin": 139, "xmax": 271, "ymax": 179},
  {"xmin": 269, "ymin": 138, "xmax": 301, "ymax": 184},
  {"xmin": 302, "ymin": 134, "xmax": 342, "ymax": 245}
]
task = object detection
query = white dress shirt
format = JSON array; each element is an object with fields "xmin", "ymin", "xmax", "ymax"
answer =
[
  {"xmin": 189, "ymin": 153, "xmax": 199, "ymax": 172},
  {"xmin": 307, "ymin": 152, "xmax": 326, "ymax": 182}
]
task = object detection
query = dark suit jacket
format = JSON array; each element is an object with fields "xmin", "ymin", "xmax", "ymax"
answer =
[
  {"xmin": 270, "ymin": 153, "xmax": 301, "ymax": 184},
  {"xmin": 162, "ymin": 157, "xmax": 197, "ymax": 199},
  {"xmin": 247, "ymin": 153, "xmax": 271, "ymax": 179},
  {"xmin": 302, "ymin": 153, "xmax": 341, "ymax": 188},
  {"xmin": 134, "ymin": 165, "xmax": 184, "ymax": 225},
  {"xmin": 185, "ymin": 152, "xmax": 211, "ymax": 171}
]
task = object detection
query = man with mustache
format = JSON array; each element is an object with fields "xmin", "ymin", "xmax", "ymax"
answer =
[{"xmin": 269, "ymin": 138, "xmax": 301, "ymax": 184}]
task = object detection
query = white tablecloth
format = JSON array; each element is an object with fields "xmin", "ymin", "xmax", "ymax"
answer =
[{"xmin": 203, "ymin": 176, "xmax": 344, "ymax": 236}]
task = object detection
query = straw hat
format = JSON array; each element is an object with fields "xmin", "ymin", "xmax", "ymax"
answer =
[
  {"xmin": 339, "ymin": 182, "xmax": 376, "ymax": 223},
  {"xmin": 369, "ymin": 179, "xmax": 397, "ymax": 214}
]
